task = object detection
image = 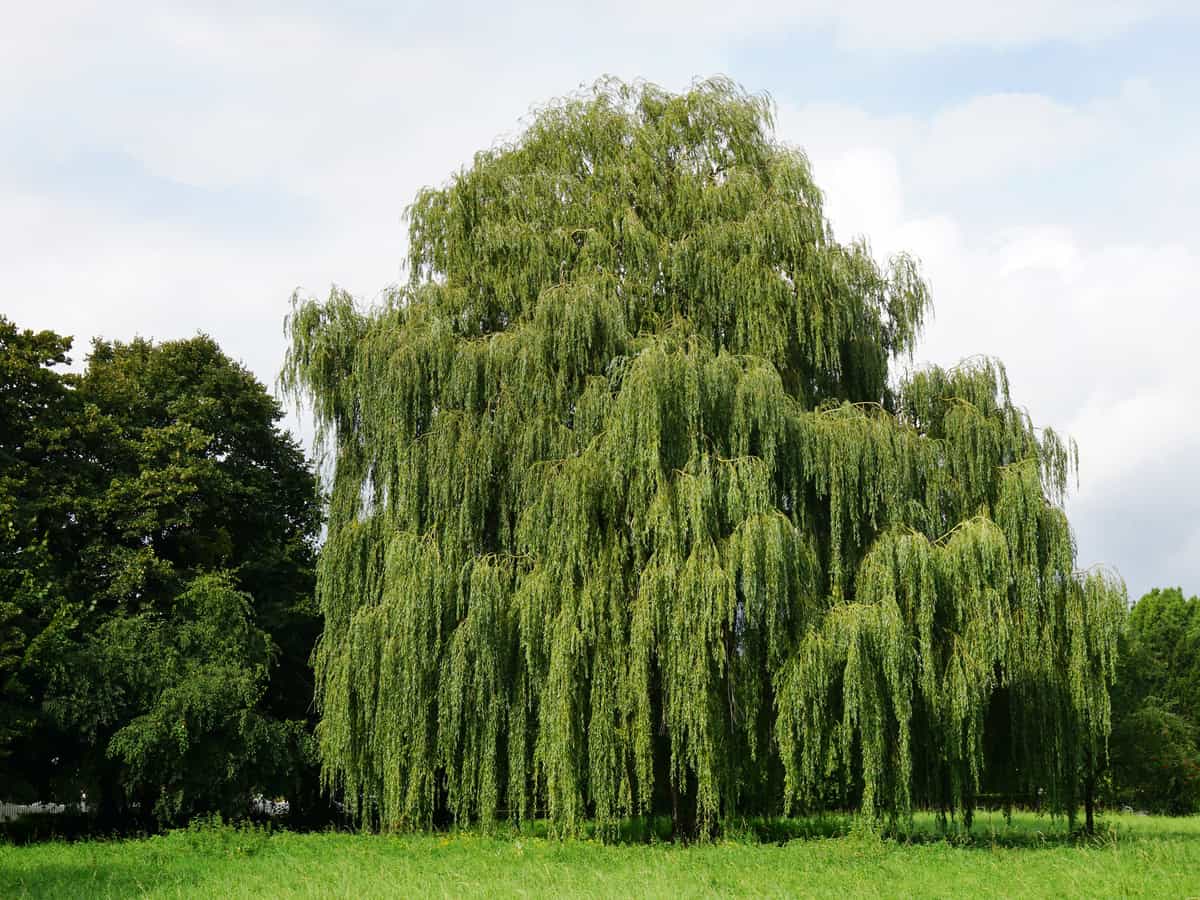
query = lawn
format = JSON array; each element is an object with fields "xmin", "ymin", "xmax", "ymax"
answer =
[{"xmin": 3, "ymin": 812, "xmax": 1199, "ymax": 898}]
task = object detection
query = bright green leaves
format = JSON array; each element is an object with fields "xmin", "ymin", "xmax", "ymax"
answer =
[{"xmin": 285, "ymin": 78, "xmax": 1124, "ymax": 836}]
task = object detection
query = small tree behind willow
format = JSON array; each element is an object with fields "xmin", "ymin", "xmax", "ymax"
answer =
[{"xmin": 283, "ymin": 77, "xmax": 1125, "ymax": 837}]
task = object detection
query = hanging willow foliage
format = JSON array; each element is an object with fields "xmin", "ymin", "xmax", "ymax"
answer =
[{"xmin": 281, "ymin": 77, "xmax": 1126, "ymax": 836}]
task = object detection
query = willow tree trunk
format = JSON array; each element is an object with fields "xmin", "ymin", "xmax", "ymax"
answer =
[{"xmin": 1084, "ymin": 764, "xmax": 1097, "ymax": 835}]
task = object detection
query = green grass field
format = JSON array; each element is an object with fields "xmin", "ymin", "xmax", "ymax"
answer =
[{"xmin": 3, "ymin": 812, "xmax": 1199, "ymax": 898}]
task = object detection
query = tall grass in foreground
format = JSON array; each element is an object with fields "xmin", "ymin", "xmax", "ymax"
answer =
[{"xmin": 3, "ymin": 812, "xmax": 1199, "ymax": 898}]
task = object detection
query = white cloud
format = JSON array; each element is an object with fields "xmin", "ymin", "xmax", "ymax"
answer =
[
  {"xmin": 781, "ymin": 94, "xmax": 1200, "ymax": 598},
  {"xmin": 1, "ymin": 3, "xmax": 1197, "ymax": 598},
  {"xmin": 780, "ymin": 78, "xmax": 1170, "ymax": 216}
]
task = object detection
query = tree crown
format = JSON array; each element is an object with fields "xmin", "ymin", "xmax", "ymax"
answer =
[{"xmin": 284, "ymin": 78, "xmax": 1124, "ymax": 836}]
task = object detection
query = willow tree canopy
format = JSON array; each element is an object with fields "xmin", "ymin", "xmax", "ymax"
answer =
[{"xmin": 282, "ymin": 77, "xmax": 1125, "ymax": 836}]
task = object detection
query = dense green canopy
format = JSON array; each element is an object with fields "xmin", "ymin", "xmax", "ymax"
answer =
[
  {"xmin": 1, "ymin": 322, "xmax": 322, "ymax": 826},
  {"xmin": 283, "ymin": 77, "xmax": 1125, "ymax": 835},
  {"xmin": 1109, "ymin": 587, "xmax": 1200, "ymax": 813}
]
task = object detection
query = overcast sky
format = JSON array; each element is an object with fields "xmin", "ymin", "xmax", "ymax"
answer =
[{"xmin": 3, "ymin": 2, "xmax": 1197, "ymax": 600}]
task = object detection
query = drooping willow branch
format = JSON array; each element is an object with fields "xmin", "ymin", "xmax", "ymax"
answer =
[{"xmin": 282, "ymin": 76, "xmax": 1125, "ymax": 836}]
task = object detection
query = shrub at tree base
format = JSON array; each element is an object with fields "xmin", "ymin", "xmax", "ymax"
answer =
[{"xmin": 282, "ymin": 77, "xmax": 1126, "ymax": 837}]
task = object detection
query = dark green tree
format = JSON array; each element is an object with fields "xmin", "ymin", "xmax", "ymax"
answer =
[
  {"xmin": 1, "ymin": 323, "xmax": 323, "ymax": 826},
  {"xmin": 283, "ymin": 78, "xmax": 1126, "ymax": 837},
  {"xmin": 1109, "ymin": 588, "xmax": 1200, "ymax": 813},
  {"xmin": 1121, "ymin": 588, "xmax": 1200, "ymax": 722}
]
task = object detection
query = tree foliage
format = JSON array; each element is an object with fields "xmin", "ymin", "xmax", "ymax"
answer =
[
  {"xmin": 1109, "ymin": 588, "xmax": 1200, "ymax": 813},
  {"xmin": 0, "ymin": 321, "xmax": 322, "ymax": 826},
  {"xmin": 0, "ymin": 319, "xmax": 77, "ymax": 761},
  {"xmin": 283, "ymin": 77, "xmax": 1126, "ymax": 835}
]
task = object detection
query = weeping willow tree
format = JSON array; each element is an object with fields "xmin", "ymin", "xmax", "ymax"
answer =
[{"xmin": 282, "ymin": 77, "xmax": 1125, "ymax": 837}]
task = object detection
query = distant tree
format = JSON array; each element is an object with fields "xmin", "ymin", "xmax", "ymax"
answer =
[
  {"xmin": 1, "ymin": 322, "xmax": 323, "ymax": 827},
  {"xmin": 283, "ymin": 78, "xmax": 1125, "ymax": 837},
  {"xmin": 1109, "ymin": 588, "xmax": 1200, "ymax": 813}
]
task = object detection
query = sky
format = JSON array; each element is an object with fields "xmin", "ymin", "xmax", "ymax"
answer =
[{"xmin": 2, "ymin": 2, "xmax": 1197, "ymax": 601}]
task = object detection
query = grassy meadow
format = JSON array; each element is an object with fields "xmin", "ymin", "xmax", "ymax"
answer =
[{"xmin": 3, "ymin": 812, "xmax": 1199, "ymax": 898}]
